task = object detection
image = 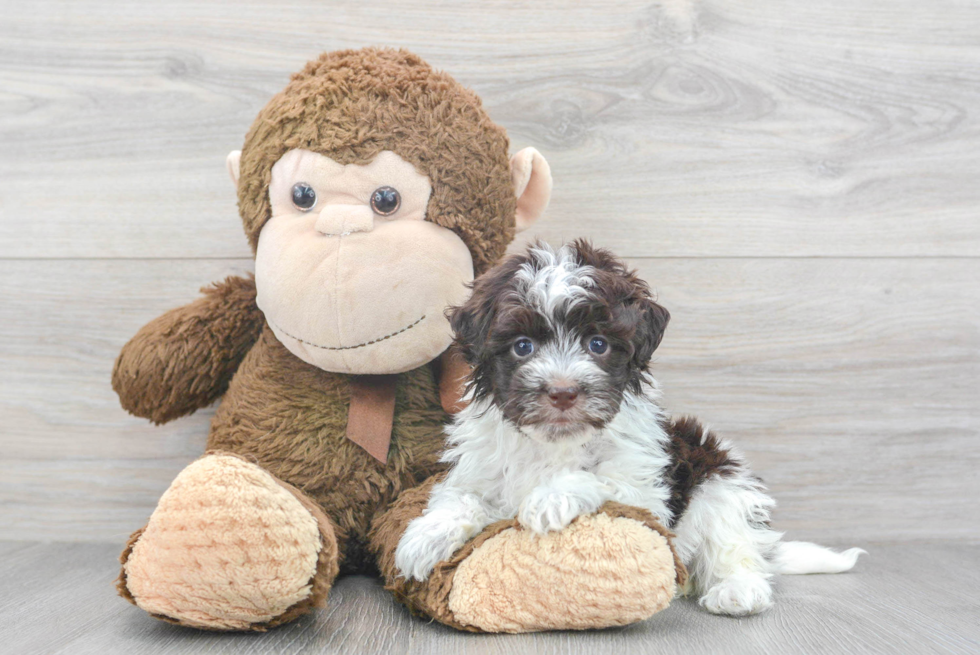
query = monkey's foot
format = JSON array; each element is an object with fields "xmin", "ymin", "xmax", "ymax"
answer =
[
  {"xmin": 444, "ymin": 506, "xmax": 684, "ymax": 632},
  {"xmin": 118, "ymin": 452, "xmax": 339, "ymax": 631},
  {"xmin": 372, "ymin": 479, "xmax": 686, "ymax": 633}
]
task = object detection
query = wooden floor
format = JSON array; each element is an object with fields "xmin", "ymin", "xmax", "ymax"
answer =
[
  {"xmin": 1, "ymin": 0, "xmax": 979, "ymax": 652},
  {"xmin": 3, "ymin": 541, "xmax": 978, "ymax": 655}
]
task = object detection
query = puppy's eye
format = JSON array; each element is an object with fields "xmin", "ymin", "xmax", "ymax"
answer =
[
  {"xmin": 370, "ymin": 186, "xmax": 401, "ymax": 216},
  {"xmin": 588, "ymin": 336, "xmax": 609, "ymax": 355},
  {"xmin": 513, "ymin": 338, "xmax": 535, "ymax": 357},
  {"xmin": 291, "ymin": 183, "xmax": 317, "ymax": 211}
]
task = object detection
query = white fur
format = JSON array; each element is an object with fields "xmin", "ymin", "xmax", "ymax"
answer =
[
  {"xmin": 394, "ymin": 386, "xmax": 675, "ymax": 581},
  {"xmin": 670, "ymin": 462, "xmax": 782, "ymax": 615},
  {"xmin": 394, "ymin": 242, "xmax": 865, "ymax": 614},
  {"xmin": 515, "ymin": 243, "xmax": 595, "ymax": 322},
  {"xmin": 773, "ymin": 541, "xmax": 868, "ymax": 575},
  {"xmin": 394, "ymin": 382, "xmax": 866, "ymax": 614},
  {"xmin": 671, "ymin": 453, "xmax": 865, "ymax": 615}
]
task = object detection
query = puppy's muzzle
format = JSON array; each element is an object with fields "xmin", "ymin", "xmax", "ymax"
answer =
[{"xmin": 547, "ymin": 386, "xmax": 580, "ymax": 411}]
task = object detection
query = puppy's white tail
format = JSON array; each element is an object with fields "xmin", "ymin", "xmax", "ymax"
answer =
[{"xmin": 772, "ymin": 541, "xmax": 867, "ymax": 575}]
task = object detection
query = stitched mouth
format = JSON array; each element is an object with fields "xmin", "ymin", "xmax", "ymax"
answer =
[{"xmin": 272, "ymin": 315, "xmax": 426, "ymax": 351}]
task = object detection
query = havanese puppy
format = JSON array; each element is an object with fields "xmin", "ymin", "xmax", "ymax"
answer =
[{"xmin": 395, "ymin": 240, "xmax": 864, "ymax": 616}]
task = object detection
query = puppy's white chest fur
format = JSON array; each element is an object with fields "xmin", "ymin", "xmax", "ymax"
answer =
[
  {"xmin": 441, "ymin": 386, "xmax": 675, "ymax": 525},
  {"xmin": 393, "ymin": 385, "xmax": 677, "ymax": 582}
]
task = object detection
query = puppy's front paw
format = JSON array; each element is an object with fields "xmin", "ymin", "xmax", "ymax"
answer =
[
  {"xmin": 699, "ymin": 572, "xmax": 773, "ymax": 616},
  {"xmin": 518, "ymin": 488, "xmax": 596, "ymax": 534},
  {"xmin": 395, "ymin": 513, "xmax": 472, "ymax": 582}
]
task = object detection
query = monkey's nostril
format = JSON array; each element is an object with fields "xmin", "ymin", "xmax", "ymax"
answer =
[{"xmin": 547, "ymin": 387, "xmax": 579, "ymax": 411}]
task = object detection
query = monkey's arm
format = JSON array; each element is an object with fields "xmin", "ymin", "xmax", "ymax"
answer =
[{"xmin": 112, "ymin": 275, "xmax": 265, "ymax": 424}]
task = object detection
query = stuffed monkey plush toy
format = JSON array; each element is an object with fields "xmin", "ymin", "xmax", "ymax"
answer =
[{"xmin": 113, "ymin": 48, "xmax": 684, "ymax": 633}]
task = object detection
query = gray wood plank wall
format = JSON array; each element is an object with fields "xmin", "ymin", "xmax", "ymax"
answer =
[{"xmin": 1, "ymin": 0, "xmax": 978, "ymax": 545}]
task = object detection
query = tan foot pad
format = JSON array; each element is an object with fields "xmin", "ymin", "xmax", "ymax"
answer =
[
  {"xmin": 448, "ymin": 512, "xmax": 679, "ymax": 633},
  {"xmin": 120, "ymin": 453, "xmax": 323, "ymax": 630}
]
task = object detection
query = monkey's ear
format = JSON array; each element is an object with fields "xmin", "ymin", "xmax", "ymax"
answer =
[
  {"xmin": 226, "ymin": 150, "xmax": 242, "ymax": 187},
  {"xmin": 510, "ymin": 147, "xmax": 552, "ymax": 232}
]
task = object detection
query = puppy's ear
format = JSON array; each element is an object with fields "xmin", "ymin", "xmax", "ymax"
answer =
[
  {"xmin": 632, "ymin": 299, "xmax": 670, "ymax": 368},
  {"xmin": 449, "ymin": 265, "xmax": 513, "ymax": 365},
  {"xmin": 450, "ymin": 254, "xmax": 525, "ymax": 364},
  {"xmin": 448, "ymin": 295, "xmax": 494, "ymax": 365}
]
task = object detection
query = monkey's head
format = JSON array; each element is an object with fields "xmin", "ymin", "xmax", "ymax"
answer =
[{"xmin": 227, "ymin": 48, "xmax": 551, "ymax": 375}]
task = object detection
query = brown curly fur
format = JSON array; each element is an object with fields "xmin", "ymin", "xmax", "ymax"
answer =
[
  {"xmin": 113, "ymin": 47, "xmax": 679, "ymax": 632},
  {"xmin": 663, "ymin": 416, "xmax": 740, "ymax": 524},
  {"xmin": 112, "ymin": 275, "xmax": 265, "ymax": 424},
  {"xmin": 115, "ymin": 48, "xmax": 515, "ymax": 582},
  {"xmin": 114, "ymin": 49, "xmax": 519, "ymax": 628},
  {"xmin": 237, "ymin": 47, "xmax": 517, "ymax": 275},
  {"xmin": 206, "ymin": 328, "xmax": 449, "ymax": 574}
]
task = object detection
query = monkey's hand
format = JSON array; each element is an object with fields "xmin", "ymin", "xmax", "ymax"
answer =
[{"xmin": 112, "ymin": 274, "xmax": 264, "ymax": 424}]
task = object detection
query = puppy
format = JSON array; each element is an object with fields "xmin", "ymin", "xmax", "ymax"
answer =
[{"xmin": 395, "ymin": 240, "xmax": 864, "ymax": 616}]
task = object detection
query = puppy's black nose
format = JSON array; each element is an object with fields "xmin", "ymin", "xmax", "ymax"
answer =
[{"xmin": 548, "ymin": 387, "xmax": 579, "ymax": 410}]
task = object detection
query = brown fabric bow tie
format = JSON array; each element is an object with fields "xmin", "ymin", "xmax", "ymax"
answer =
[{"xmin": 345, "ymin": 350, "xmax": 471, "ymax": 464}]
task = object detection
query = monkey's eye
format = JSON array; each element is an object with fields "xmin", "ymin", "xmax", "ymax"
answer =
[
  {"xmin": 291, "ymin": 183, "xmax": 317, "ymax": 211},
  {"xmin": 588, "ymin": 336, "xmax": 609, "ymax": 355},
  {"xmin": 370, "ymin": 186, "xmax": 401, "ymax": 216},
  {"xmin": 513, "ymin": 338, "xmax": 535, "ymax": 358}
]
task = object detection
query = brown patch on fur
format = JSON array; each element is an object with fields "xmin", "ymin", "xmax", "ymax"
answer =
[
  {"xmin": 664, "ymin": 416, "xmax": 740, "ymax": 524},
  {"xmin": 237, "ymin": 47, "xmax": 517, "ymax": 275},
  {"xmin": 570, "ymin": 239, "xmax": 670, "ymax": 370},
  {"xmin": 112, "ymin": 275, "xmax": 264, "ymax": 424},
  {"xmin": 369, "ymin": 483, "xmax": 686, "ymax": 631},
  {"xmin": 449, "ymin": 240, "xmax": 670, "ymax": 427}
]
